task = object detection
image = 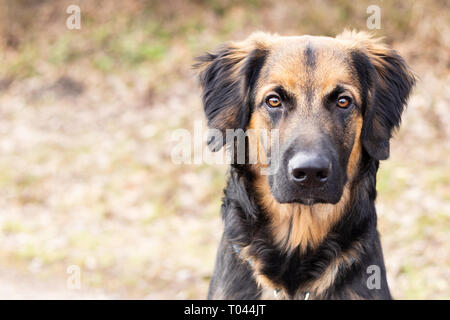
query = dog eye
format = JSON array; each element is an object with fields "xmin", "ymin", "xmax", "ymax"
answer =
[
  {"xmin": 266, "ymin": 96, "xmax": 281, "ymax": 108},
  {"xmin": 337, "ymin": 97, "xmax": 351, "ymax": 108}
]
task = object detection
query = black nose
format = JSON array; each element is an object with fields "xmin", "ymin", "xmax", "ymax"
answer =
[{"xmin": 288, "ymin": 153, "xmax": 331, "ymax": 187}]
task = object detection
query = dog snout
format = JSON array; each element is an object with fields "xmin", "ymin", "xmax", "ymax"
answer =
[{"xmin": 288, "ymin": 152, "xmax": 331, "ymax": 187}]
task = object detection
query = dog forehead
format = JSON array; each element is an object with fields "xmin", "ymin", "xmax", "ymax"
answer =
[
  {"xmin": 260, "ymin": 36, "xmax": 354, "ymax": 90},
  {"xmin": 267, "ymin": 35, "xmax": 350, "ymax": 63}
]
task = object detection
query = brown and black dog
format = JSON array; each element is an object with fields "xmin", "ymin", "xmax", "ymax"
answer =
[{"xmin": 195, "ymin": 31, "xmax": 415, "ymax": 299}]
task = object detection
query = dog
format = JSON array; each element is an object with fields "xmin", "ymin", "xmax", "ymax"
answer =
[{"xmin": 194, "ymin": 30, "xmax": 415, "ymax": 300}]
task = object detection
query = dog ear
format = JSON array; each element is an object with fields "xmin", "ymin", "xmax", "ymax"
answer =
[
  {"xmin": 194, "ymin": 34, "xmax": 270, "ymax": 151},
  {"xmin": 340, "ymin": 31, "xmax": 416, "ymax": 160}
]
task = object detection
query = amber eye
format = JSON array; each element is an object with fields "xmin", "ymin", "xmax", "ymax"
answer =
[
  {"xmin": 266, "ymin": 96, "xmax": 281, "ymax": 108},
  {"xmin": 337, "ymin": 97, "xmax": 351, "ymax": 108}
]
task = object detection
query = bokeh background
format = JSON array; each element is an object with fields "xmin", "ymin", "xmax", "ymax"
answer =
[{"xmin": 0, "ymin": 0, "xmax": 448, "ymax": 299}]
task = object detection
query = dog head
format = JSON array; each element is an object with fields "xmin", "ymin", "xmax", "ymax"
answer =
[{"xmin": 195, "ymin": 31, "xmax": 415, "ymax": 205}]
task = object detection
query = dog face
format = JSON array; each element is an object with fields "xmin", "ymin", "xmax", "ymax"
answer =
[
  {"xmin": 196, "ymin": 31, "xmax": 415, "ymax": 205},
  {"xmin": 249, "ymin": 36, "xmax": 364, "ymax": 205}
]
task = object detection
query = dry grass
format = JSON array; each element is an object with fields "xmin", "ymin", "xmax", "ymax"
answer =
[{"xmin": 0, "ymin": 0, "xmax": 448, "ymax": 299}]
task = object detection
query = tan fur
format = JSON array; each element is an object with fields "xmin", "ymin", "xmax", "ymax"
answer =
[
  {"xmin": 246, "ymin": 110, "xmax": 274, "ymax": 170},
  {"xmin": 347, "ymin": 115, "xmax": 363, "ymax": 180},
  {"xmin": 300, "ymin": 241, "xmax": 364, "ymax": 297},
  {"xmin": 242, "ymin": 237, "xmax": 364, "ymax": 299},
  {"xmin": 337, "ymin": 29, "xmax": 415, "ymax": 84},
  {"xmin": 234, "ymin": 245, "xmax": 288, "ymax": 299}
]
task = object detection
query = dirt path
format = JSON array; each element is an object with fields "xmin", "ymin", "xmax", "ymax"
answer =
[{"xmin": 0, "ymin": 268, "xmax": 113, "ymax": 299}]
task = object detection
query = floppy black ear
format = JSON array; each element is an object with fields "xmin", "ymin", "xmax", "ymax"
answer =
[
  {"xmin": 342, "ymin": 31, "xmax": 416, "ymax": 160},
  {"xmin": 363, "ymin": 48, "xmax": 415, "ymax": 160},
  {"xmin": 194, "ymin": 36, "xmax": 269, "ymax": 151}
]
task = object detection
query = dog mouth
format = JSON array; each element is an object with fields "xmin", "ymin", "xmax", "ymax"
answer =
[
  {"xmin": 279, "ymin": 197, "xmax": 330, "ymax": 206},
  {"xmin": 299, "ymin": 198, "xmax": 319, "ymax": 206},
  {"xmin": 270, "ymin": 184, "xmax": 343, "ymax": 205}
]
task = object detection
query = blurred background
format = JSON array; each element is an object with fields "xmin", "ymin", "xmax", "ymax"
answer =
[{"xmin": 0, "ymin": 0, "xmax": 448, "ymax": 299}]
